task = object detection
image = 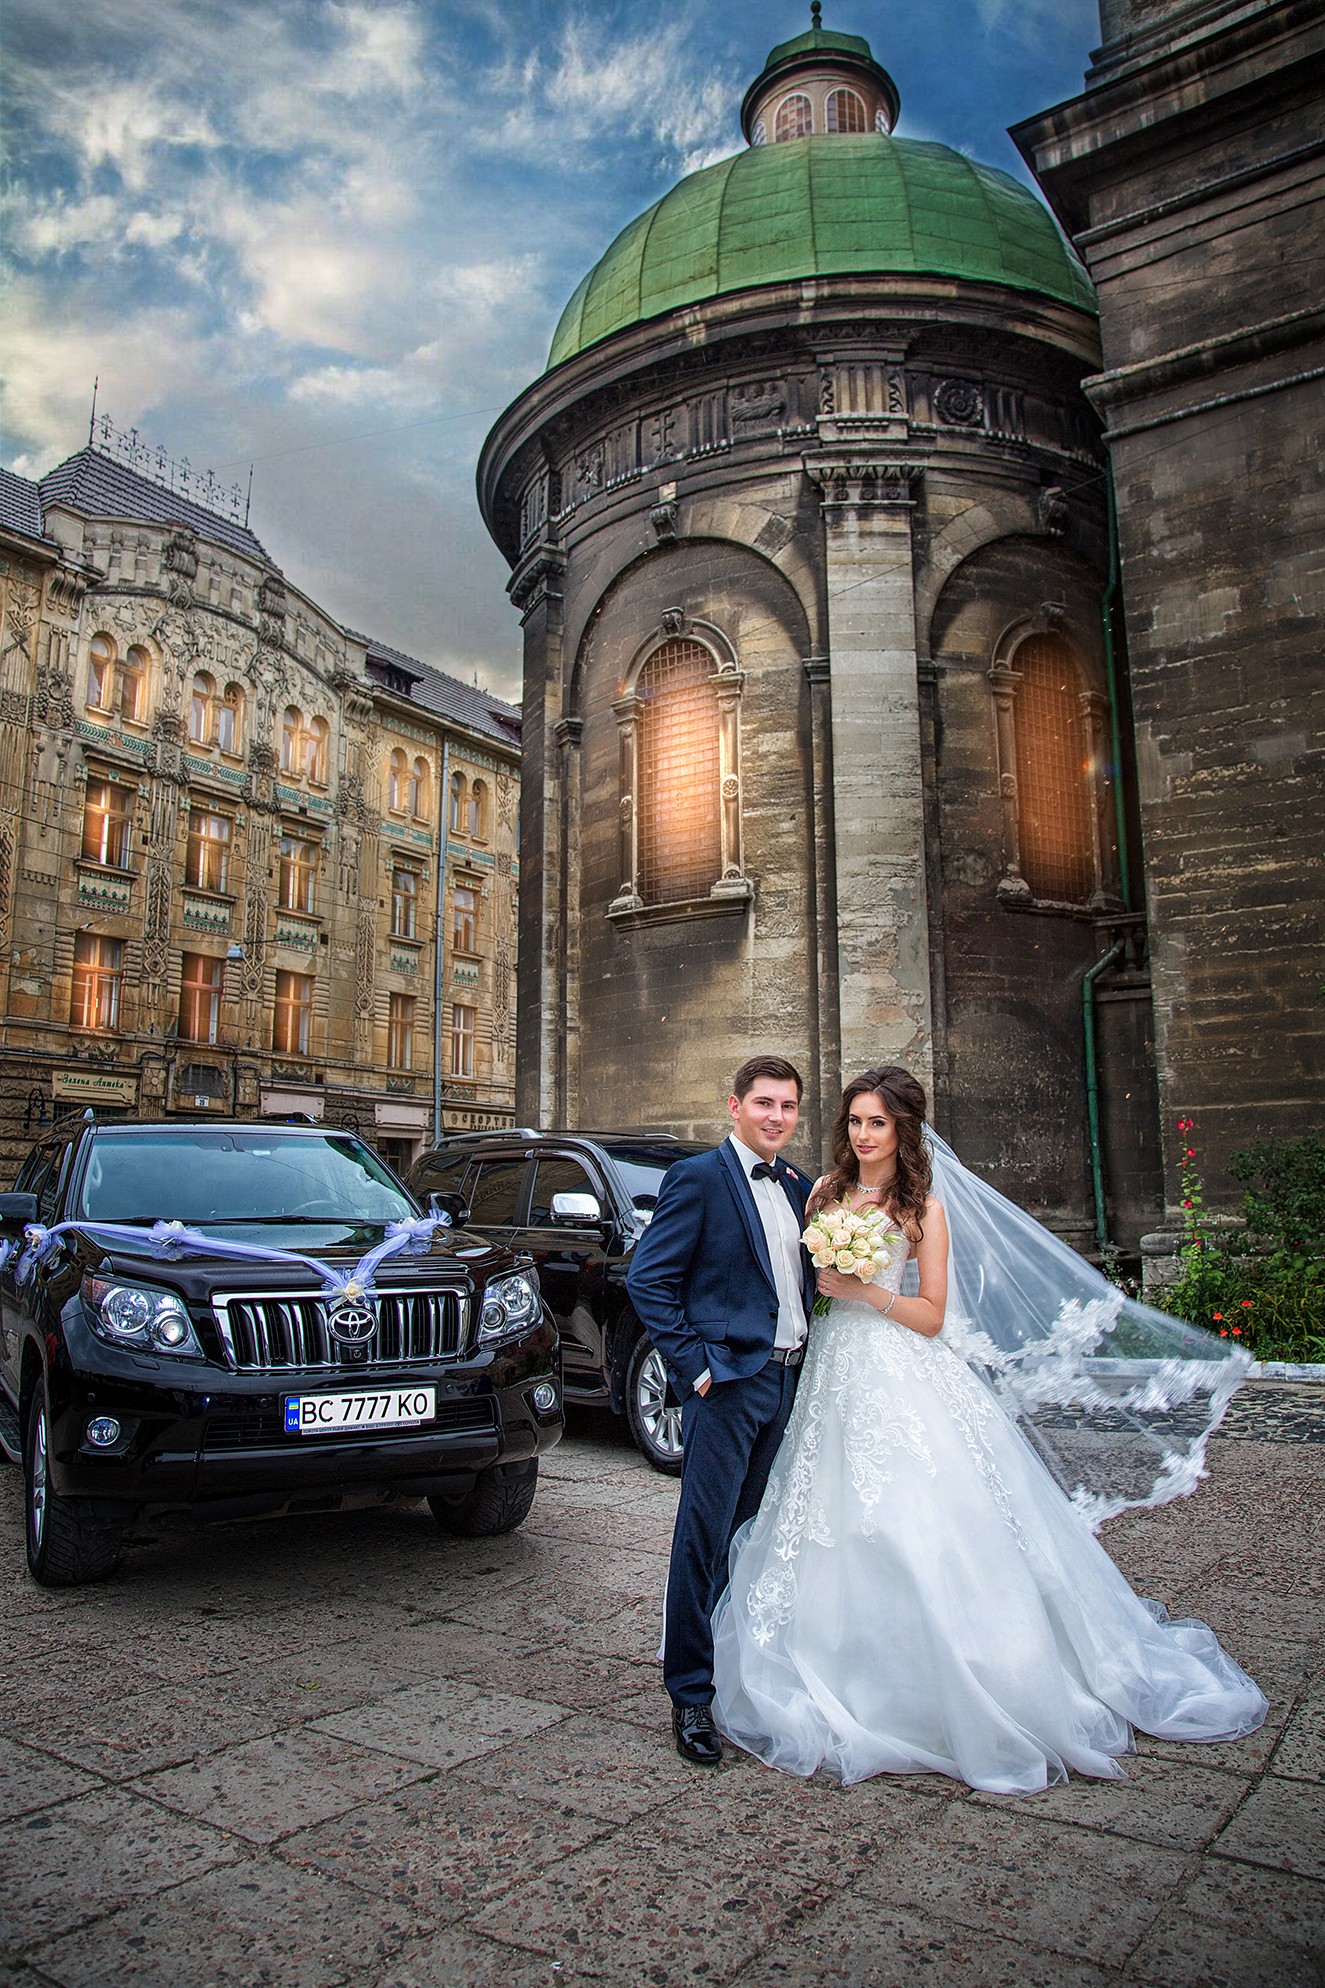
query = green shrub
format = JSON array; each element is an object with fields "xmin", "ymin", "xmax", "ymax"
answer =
[{"xmin": 1155, "ymin": 1124, "xmax": 1325, "ymax": 1363}]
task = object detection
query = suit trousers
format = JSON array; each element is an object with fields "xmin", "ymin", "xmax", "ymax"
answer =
[{"xmin": 664, "ymin": 1359, "xmax": 799, "ymax": 1706}]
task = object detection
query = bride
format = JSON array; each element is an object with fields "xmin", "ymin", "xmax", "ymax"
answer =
[{"xmin": 710, "ymin": 1066, "xmax": 1267, "ymax": 1794}]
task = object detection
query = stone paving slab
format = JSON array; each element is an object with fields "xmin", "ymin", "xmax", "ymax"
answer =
[{"xmin": 1, "ymin": 1384, "xmax": 1322, "ymax": 1986}]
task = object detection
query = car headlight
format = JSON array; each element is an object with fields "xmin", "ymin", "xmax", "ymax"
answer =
[
  {"xmin": 479, "ymin": 1269, "xmax": 541, "ymax": 1341},
  {"xmin": 81, "ymin": 1274, "xmax": 204, "ymax": 1357}
]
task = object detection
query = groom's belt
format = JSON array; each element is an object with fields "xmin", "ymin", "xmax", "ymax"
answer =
[{"xmin": 767, "ymin": 1343, "xmax": 805, "ymax": 1368}]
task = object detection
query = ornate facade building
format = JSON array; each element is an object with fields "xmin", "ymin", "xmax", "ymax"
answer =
[
  {"xmin": 480, "ymin": 20, "xmax": 1158, "ymax": 1249},
  {"xmin": 0, "ymin": 432, "xmax": 520, "ymax": 1178}
]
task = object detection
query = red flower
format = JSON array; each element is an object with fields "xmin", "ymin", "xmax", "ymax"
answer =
[
  {"xmin": 1185, "ymin": 1148, "xmax": 1196, "ymax": 1159},
  {"xmin": 1219, "ymin": 1329, "xmax": 1228, "ymax": 1338},
  {"xmin": 1212, "ymin": 1312, "xmax": 1224, "ymax": 1321},
  {"xmin": 1183, "ymin": 1198, "xmax": 1193, "ymax": 1208},
  {"xmin": 1232, "ymin": 1327, "xmax": 1242, "ymax": 1337},
  {"xmin": 1240, "ymin": 1299, "xmax": 1253, "ymax": 1308}
]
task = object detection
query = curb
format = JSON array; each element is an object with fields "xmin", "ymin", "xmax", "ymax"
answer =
[{"xmin": 1250, "ymin": 1362, "xmax": 1325, "ymax": 1380}]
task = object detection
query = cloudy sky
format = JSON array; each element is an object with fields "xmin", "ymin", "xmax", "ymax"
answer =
[{"xmin": 2, "ymin": 0, "xmax": 1099, "ymax": 700}]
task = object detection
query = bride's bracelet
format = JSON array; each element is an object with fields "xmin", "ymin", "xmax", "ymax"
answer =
[{"xmin": 880, "ymin": 1291, "xmax": 897, "ymax": 1316}]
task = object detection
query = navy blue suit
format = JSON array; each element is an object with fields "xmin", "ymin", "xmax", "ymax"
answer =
[{"xmin": 627, "ymin": 1140, "xmax": 814, "ymax": 1704}]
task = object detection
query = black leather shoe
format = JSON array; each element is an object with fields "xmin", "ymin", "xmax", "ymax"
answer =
[{"xmin": 672, "ymin": 1703, "xmax": 723, "ymax": 1767}]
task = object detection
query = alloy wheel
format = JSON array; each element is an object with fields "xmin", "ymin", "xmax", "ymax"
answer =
[{"xmin": 634, "ymin": 1344, "xmax": 683, "ymax": 1462}]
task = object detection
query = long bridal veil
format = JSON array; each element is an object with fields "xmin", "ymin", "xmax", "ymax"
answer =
[{"xmin": 919, "ymin": 1129, "xmax": 1253, "ymax": 1529}]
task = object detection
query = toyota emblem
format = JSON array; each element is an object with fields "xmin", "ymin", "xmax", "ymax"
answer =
[{"xmin": 326, "ymin": 1294, "xmax": 377, "ymax": 1346}]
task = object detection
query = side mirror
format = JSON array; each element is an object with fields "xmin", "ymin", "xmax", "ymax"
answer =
[
  {"xmin": 0, "ymin": 1192, "xmax": 38, "ymax": 1235},
  {"xmin": 428, "ymin": 1192, "xmax": 470, "ymax": 1228},
  {"xmin": 550, "ymin": 1190, "xmax": 603, "ymax": 1224}
]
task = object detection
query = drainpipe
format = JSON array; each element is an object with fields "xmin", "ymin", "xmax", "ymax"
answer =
[
  {"xmin": 432, "ymin": 735, "xmax": 452, "ymax": 1148},
  {"xmin": 1102, "ymin": 470, "xmax": 1134, "ymax": 914},
  {"xmin": 1083, "ymin": 938, "xmax": 1126, "ymax": 1258}
]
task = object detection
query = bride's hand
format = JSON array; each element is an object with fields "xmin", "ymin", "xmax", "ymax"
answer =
[{"xmin": 816, "ymin": 1269, "xmax": 863, "ymax": 1301}]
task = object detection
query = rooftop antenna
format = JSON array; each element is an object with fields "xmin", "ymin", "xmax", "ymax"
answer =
[
  {"xmin": 88, "ymin": 377, "xmax": 99, "ymax": 446},
  {"xmin": 244, "ymin": 464, "xmax": 254, "ymax": 528}
]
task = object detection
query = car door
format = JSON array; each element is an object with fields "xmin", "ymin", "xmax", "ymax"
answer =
[
  {"xmin": 459, "ymin": 1154, "xmax": 530, "ymax": 1244},
  {"xmin": 517, "ymin": 1153, "xmax": 613, "ymax": 1400},
  {"xmin": 0, "ymin": 1140, "xmax": 68, "ymax": 1399}
]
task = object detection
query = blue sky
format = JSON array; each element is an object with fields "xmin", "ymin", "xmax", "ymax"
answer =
[{"xmin": 1, "ymin": 0, "xmax": 1099, "ymax": 699}]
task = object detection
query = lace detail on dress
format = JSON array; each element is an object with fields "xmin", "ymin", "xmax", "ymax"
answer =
[{"xmin": 743, "ymin": 1230, "xmax": 1030, "ymax": 1647}]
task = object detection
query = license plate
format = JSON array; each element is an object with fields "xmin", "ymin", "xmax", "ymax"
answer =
[{"xmin": 284, "ymin": 1387, "xmax": 436, "ymax": 1435}]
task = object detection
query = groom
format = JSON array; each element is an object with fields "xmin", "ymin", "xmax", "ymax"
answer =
[{"xmin": 627, "ymin": 1055, "xmax": 815, "ymax": 1765}]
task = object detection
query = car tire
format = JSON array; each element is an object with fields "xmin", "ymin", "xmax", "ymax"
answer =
[
  {"xmin": 25, "ymin": 1382, "xmax": 122, "ymax": 1588},
  {"xmin": 625, "ymin": 1334, "xmax": 684, "ymax": 1476},
  {"xmin": 428, "ymin": 1458, "xmax": 539, "ymax": 1537}
]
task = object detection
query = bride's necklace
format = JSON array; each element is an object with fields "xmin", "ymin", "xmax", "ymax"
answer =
[{"xmin": 846, "ymin": 1176, "xmax": 892, "ymax": 1211}]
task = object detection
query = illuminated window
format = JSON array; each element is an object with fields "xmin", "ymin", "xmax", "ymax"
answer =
[
  {"xmin": 391, "ymin": 866, "xmax": 418, "ymax": 939},
  {"xmin": 273, "ymin": 970, "xmax": 313, "ymax": 1055},
  {"xmin": 71, "ymin": 933, "xmax": 122, "ymax": 1031},
  {"xmin": 449, "ymin": 770, "xmax": 466, "ymax": 831},
  {"xmin": 453, "ymin": 881, "xmax": 477, "ymax": 954},
  {"xmin": 215, "ymin": 684, "xmax": 243, "ymax": 755},
  {"xmin": 774, "ymin": 93, "xmax": 812, "ymax": 141},
  {"xmin": 408, "ymin": 756, "xmax": 428, "ymax": 819},
  {"xmin": 86, "ymin": 634, "xmax": 115, "ymax": 711},
  {"xmin": 186, "ymin": 806, "xmax": 232, "ymax": 894},
  {"xmin": 388, "ymin": 992, "xmax": 415, "ymax": 1070},
  {"xmin": 306, "ymin": 715, "xmax": 329, "ymax": 784},
  {"xmin": 388, "ymin": 748, "xmax": 408, "ymax": 813},
  {"xmin": 468, "ymin": 779, "xmax": 488, "ymax": 839},
  {"xmin": 189, "ymin": 672, "xmax": 215, "ymax": 744},
  {"xmin": 826, "ymin": 87, "xmax": 866, "ymax": 133},
  {"xmin": 637, "ymin": 640, "xmax": 722, "ymax": 905},
  {"xmin": 281, "ymin": 707, "xmax": 302, "ymax": 774},
  {"xmin": 450, "ymin": 1002, "xmax": 475, "ymax": 1079},
  {"xmin": 121, "ymin": 645, "xmax": 147, "ymax": 722},
  {"xmin": 278, "ymin": 832, "xmax": 317, "ymax": 914},
  {"xmin": 179, "ymin": 952, "xmax": 223, "ymax": 1044},
  {"xmin": 1012, "ymin": 636, "xmax": 1094, "ymax": 903},
  {"xmin": 81, "ymin": 779, "xmax": 133, "ymax": 868}
]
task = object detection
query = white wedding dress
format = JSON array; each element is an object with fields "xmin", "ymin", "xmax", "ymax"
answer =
[{"xmin": 710, "ymin": 1228, "xmax": 1267, "ymax": 1793}]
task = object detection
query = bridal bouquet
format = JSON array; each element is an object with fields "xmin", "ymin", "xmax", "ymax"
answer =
[{"xmin": 802, "ymin": 1204, "xmax": 903, "ymax": 1316}]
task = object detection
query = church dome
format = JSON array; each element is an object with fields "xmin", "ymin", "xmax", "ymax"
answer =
[{"xmin": 548, "ymin": 134, "xmax": 1096, "ymax": 372}]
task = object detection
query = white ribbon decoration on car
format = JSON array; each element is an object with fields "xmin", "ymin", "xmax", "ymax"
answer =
[{"xmin": 12, "ymin": 1211, "xmax": 449, "ymax": 1301}]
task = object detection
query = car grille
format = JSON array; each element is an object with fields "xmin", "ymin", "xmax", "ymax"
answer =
[
  {"xmin": 203, "ymin": 1397, "xmax": 496, "ymax": 1450},
  {"xmin": 212, "ymin": 1286, "xmax": 468, "ymax": 1372}
]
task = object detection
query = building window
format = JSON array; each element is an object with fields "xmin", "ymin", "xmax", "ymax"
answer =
[
  {"xmin": 215, "ymin": 684, "xmax": 243, "ymax": 755},
  {"xmin": 120, "ymin": 645, "xmax": 147, "ymax": 722},
  {"xmin": 453, "ymin": 881, "xmax": 477, "ymax": 954},
  {"xmin": 449, "ymin": 770, "xmax": 466, "ymax": 832},
  {"xmin": 388, "ymin": 748, "xmax": 408, "ymax": 813},
  {"xmin": 281, "ymin": 707, "xmax": 301, "ymax": 773},
  {"xmin": 179, "ymin": 952, "xmax": 223, "ymax": 1044},
  {"xmin": 306, "ymin": 716, "xmax": 329, "ymax": 784},
  {"xmin": 774, "ymin": 93, "xmax": 812, "ymax": 141},
  {"xmin": 273, "ymin": 970, "xmax": 313, "ymax": 1056},
  {"xmin": 187, "ymin": 806, "xmax": 232, "ymax": 894},
  {"xmin": 826, "ymin": 87, "xmax": 866, "ymax": 133},
  {"xmin": 408, "ymin": 756, "xmax": 429, "ymax": 819},
  {"xmin": 85, "ymin": 635, "xmax": 146, "ymax": 720},
  {"xmin": 390, "ymin": 866, "xmax": 418, "ymax": 939},
  {"xmin": 388, "ymin": 992, "xmax": 415, "ymax": 1070},
  {"xmin": 189, "ymin": 672, "xmax": 215, "ymax": 744},
  {"xmin": 1012, "ymin": 637, "xmax": 1096, "ymax": 903},
  {"xmin": 71, "ymin": 933, "xmax": 122, "ymax": 1031},
  {"xmin": 450, "ymin": 1002, "xmax": 475, "ymax": 1079},
  {"xmin": 467, "ymin": 778, "xmax": 488, "ymax": 839},
  {"xmin": 751, "ymin": 118, "xmax": 767, "ymax": 146},
  {"xmin": 278, "ymin": 832, "xmax": 318, "ymax": 914},
  {"xmin": 81, "ymin": 779, "xmax": 133, "ymax": 868},
  {"xmin": 86, "ymin": 634, "xmax": 115, "ymax": 711},
  {"xmin": 638, "ymin": 640, "xmax": 723, "ymax": 905}
]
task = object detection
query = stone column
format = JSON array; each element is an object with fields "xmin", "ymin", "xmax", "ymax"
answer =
[
  {"xmin": 810, "ymin": 461, "xmax": 932, "ymax": 1088},
  {"xmin": 554, "ymin": 715, "xmax": 582, "ymax": 1126},
  {"xmin": 803, "ymin": 653, "xmax": 840, "ymax": 1152},
  {"xmin": 509, "ymin": 547, "xmax": 566, "ymax": 1128}
]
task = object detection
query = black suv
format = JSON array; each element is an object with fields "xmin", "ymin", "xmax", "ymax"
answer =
[
  {"xmin": 409, "ymin": 1130, "xmax": 706, "ymax": 1473},
  {"xmin": 0, "ymin": 1120, "xmax": 562, "ymax": 1587}
]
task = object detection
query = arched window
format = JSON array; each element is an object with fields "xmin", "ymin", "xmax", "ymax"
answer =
[
  {"xmin": 637, "ymin": 640, "xmax": 723, "ymax": 905},
  {"xmin": 189, "ymin": 672, "xmax": 215, "ymax": 744},
  {"xmin": 826, "ymin": 87, "xmax": 866, "ymax": 133},
  {"xmin": 388, "ymin": 748, "xmax": 408, "ymax": 813},
  {"xmin": 751, "ymin": 119, "xmax": 767, "ymax": 146},
  {"xmin": 121, "ymin": 645, "xmax": 148, "ymax": 721},
  {"xmin": 408, "ymin": 756, "xmax": 428, "ymax": 819},
  {"xmin": 216, "ymin": 684, "xmax": 243, "ymax": 755},
  {"xmin": 281, "ymin": 707, "xmax": 302, "ymax": 774},
  {"xmin": 449, "ymin": 771, "xmax": 467, "ymax": 832},
  {"xmin": 774, "ymin": 93, "xmax": 812, "ymax": 142},
  {"xmin": 306, "ymin": 715, "xmax": 329, "ymax": 784},
  {"xmin": 86, "ymin": 634, "xmax": 115, "ymax": 711},
  {"xmin": 1000, "ymin": 635, "xmax": 1097, "ymax": 905},
  {"xmin": 468, "ymin": 779, "xmax": 488, "ymax": 839}
]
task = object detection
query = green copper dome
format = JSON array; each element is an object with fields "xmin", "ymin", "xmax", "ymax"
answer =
[{"xmin": 548, "ymin": 135, "xmax": 1095, "ymax": 371}]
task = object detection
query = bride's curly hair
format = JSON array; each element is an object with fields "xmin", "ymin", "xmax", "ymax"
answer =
[{"xmin": 809, "ymin": 1067, "xmax": 932, "ymax": 1237}]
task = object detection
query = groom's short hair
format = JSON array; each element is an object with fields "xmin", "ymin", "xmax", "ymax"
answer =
[{"xmin": 732, "ymin": 1055, "xmax": 803, "ymax": 1101}]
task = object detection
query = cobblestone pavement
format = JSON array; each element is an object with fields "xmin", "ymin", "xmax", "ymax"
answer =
[{"xmin": 0, "ymin": 1381, "xmax": 1320, "ymax": 1987}]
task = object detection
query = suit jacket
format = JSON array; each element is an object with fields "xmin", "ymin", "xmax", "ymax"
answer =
[{"xmin": 625, "ymin": 1141, "xmax": 815, "ymax": 1391}]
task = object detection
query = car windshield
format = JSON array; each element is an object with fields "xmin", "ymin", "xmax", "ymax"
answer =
[{"xmin": 76, "ymin": 1131, "xmax": 416, "ymax": 1226}]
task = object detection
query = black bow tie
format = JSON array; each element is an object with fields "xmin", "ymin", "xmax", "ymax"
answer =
[{"xmin": 751, "ymin": 1161, "xmax": 780, "ymax": 1181}]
